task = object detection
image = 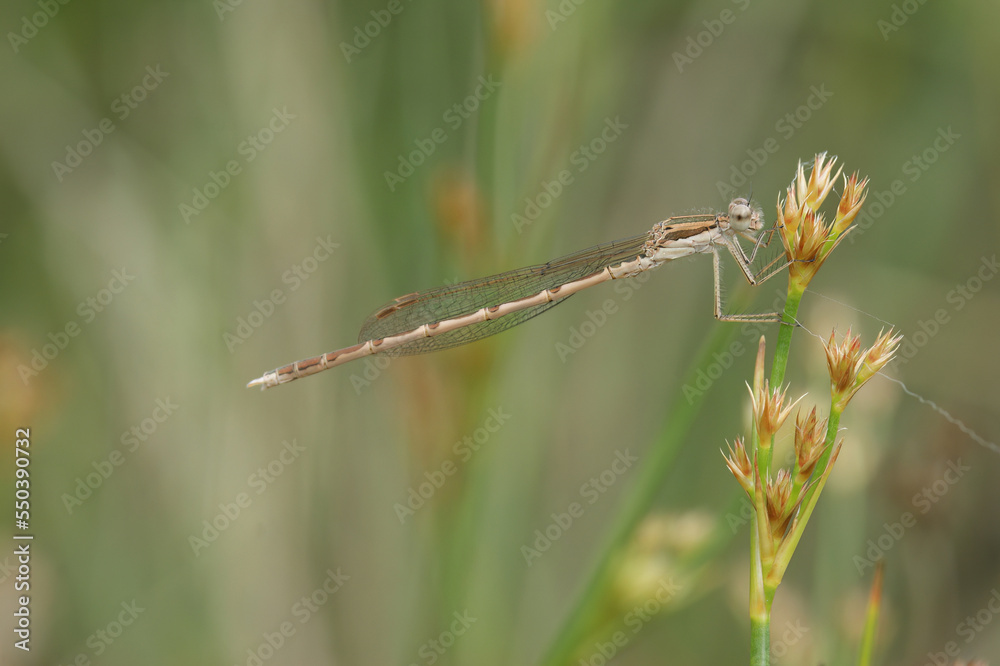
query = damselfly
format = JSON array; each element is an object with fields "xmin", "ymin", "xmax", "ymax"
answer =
[{"xmin": 247, "ymin": 198, "xmax": 787, "ymax": 389}]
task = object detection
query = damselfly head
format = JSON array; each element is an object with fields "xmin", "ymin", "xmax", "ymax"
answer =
[{"xmin": 726, "ymin": 197, "xmax": 763, "ymax": 233}]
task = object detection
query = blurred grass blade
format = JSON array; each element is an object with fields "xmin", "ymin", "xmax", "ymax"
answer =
[{"xmin": 857, "ymin": 560, "xmax": 884, "ymax": 666}]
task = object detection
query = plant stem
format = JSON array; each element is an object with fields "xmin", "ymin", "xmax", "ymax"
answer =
[
  {"xmin": 768, "ymin": 282, "xmax": 804, "ymax": 388},
  {"xmin": 750, "ymin": 614, "xmax": 771, "ymax": 666},
  {"xmin": 746, "ymin": 277, "xmax": 803, "ymax": 666},
  {"xmin": 749, "ymin": 514, "xmax": 769, "ymax": 666},
  {"xmin": 759, "ymin": 280, "xmax": 802, "ymax": 474}
]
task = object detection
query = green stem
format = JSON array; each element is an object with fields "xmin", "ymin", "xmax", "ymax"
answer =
[
  {"xmin": 750, "ymin": 614, "xmax": 771, "ymax": 666},
  {"xmin": 747, "ymin": 278, "xmax": 805, "ymax": 665},
  {"xmin": 759, "ymin": 281, "xmax": 803, "ymax": 474},
  {"xmin": 749, "ymin": 513, "xmax": 769, "ymax": 665},
  {"xmin": 857, "ymin": 605, "xmax": 878, "ymax": 666},
  {"xmin": 768, "ymin": 282, "xmax": 804, "ymax": 388},
  {"xmin": 541, "ymin": 323, "xmax": 738, "ymax": 666}
]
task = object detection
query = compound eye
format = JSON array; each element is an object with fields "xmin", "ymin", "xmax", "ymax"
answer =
[{"xmin": 729, "ymin": 202, "xmax": 753, "ymax": 232}]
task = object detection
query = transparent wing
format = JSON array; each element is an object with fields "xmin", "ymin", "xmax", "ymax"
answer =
[{"xmin": 357, "ymin": 233, "xmax": 651, "ymax": 355}]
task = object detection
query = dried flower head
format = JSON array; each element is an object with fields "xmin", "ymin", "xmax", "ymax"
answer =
[
  {"xmin": 834, "ymin": 171, "xmax": 869, "ymax": 235},
  {"xmin": 748, "ymin": 379, "xmax": 804, "ymax": 446},
  {"xmin": 777, "ymin": 153, "xmax": 869, "ymax": 287},
  {"xmin": 793, "ymin": 407, "xmax": 828, "ymax": 482},
  {"xmin": 823, "ymin": 327, "xmax": 902, "ymax": 410},
  {"xmin": 856, "ymin": 328, "xmax": 903, "ymax": 386},
  {"xmin": 796, "ymin": 152, "xmax": 840, "ymax": 211},
  {"xmin": 723, "ymin": 437, "xmax": 754, "ymax": 495},
  {"xmin": 765, "ymin": 468, "xmax": 796, "ymax": 539},
  {"xmin": 823, "ymin": 327, "xmax": 863, "ymax": 398}
]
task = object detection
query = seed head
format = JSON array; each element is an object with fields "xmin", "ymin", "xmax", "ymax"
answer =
[
  {"xmin": 823, "ymin": 327, "xmax": 901, "ymax": 410},
  {"xmin": 793, "ymin": 407, "xmax": 828, "ymax": 482},
  {"xmin": 765, "ymin": 469, "xmax": 796, "ymax": 540},
  {"xmin": 748, "ymin": 379, "xmax": 804, "ymax": 446},
  {"xmin": 856, "ymin": 328, "xmax": 903, "ymax": 386},
  {"xmin": 777, "ymin": 154, "xmax": 869, "ymax": 287},
  {"xmin": 796, "ymin": 152, "xmax": 840, "ymax": 211},
  {"xmin": 833, "ymin": 171, "xmax": 869, "ymax": 235},
  {"xmin": 723, "ymin": 437, "xmax": 754, "ymax": 495},
  {"xmin": 823, "ymin": 327, "xmax": 863, "ymax": 398}
]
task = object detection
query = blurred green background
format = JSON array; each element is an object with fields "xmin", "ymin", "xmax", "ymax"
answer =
[{"xmin": 2, "ymin": 0, "xmax": 999, "ymax": 664}]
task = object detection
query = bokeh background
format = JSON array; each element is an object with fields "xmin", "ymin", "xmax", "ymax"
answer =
[{"xmin": 2, "ymin": 1, "xmax": 999, "ymax": 664}]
